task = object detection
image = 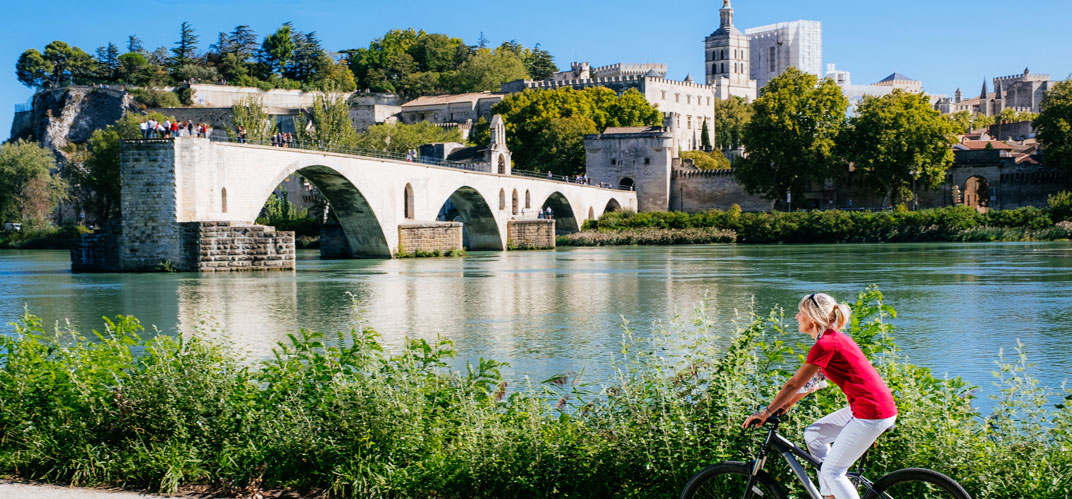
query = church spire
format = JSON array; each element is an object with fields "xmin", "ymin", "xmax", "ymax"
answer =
[
  {"xmin": 720, "ymin": 0, "xmax": 734, "ymax": 29},
  {"xmin": 980, "ymin": 78, "xmax": 988, "ymax": 100}
]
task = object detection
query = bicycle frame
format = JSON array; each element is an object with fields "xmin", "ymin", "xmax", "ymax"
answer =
[{"xmin": 746, "ymin": 415, "xmax": 881, "ymax": 499}]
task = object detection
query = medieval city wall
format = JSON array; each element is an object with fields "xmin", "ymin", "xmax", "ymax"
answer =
[{"xmin": 669, "ymin": 168, "xmax": 773, "ymax": 212}]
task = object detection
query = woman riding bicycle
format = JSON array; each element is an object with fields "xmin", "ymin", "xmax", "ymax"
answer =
[{"xmin": 742, "ymin": 293, "xmax": 897, "ymax": 499}]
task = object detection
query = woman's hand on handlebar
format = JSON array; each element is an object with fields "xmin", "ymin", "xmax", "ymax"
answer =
[{"xmin": 742, "ymin": 409, "xmax": 769, "ymax": 429}]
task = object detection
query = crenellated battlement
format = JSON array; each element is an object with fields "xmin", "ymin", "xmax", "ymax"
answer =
[
  {"xmin": 994, "ymin": 69, "xmax": 1050, "ymax": 83},
  {"xmin": 502, "ymin": 74, "xmax": 716, "ymax": 93},
  {"xmin": 591, "ymin": 62, "xmax": 667, "ymax": 77},
  {"xmin": 673, "ymin": 167, "xmax": 736, "ymax": 177}
]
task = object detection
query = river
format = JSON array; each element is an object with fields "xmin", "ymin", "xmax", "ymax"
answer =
[{"xmin": 2, "ymin": 242, "xmax": 1071, "ymax": 414}]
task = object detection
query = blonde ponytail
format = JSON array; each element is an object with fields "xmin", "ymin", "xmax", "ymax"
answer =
[{"xmin": 799, "ymin": 293, "xmax": 852, "ymax": 332}]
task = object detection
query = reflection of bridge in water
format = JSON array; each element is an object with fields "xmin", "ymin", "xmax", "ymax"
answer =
[{"xmin": 112, "ymin": 138, "xmax": 636, "ymax": 271}]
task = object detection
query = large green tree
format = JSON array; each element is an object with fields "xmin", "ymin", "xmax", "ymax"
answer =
[
  {"xmin": 841, "ymin": 89, "xmax": 958, "ymax": 205},
  {"xmin": 15, "ymin": 41, "xmax": 96, "ymax": 88},
  {"xmin": 0, "ymin": 140, "xmax": 66, "ymax": 227},
  {"xmin": 232, "ymin": 97, "xmax": 276, "ymax": 143},
  {"xmin": 170, "ymin": 22, "xmax": 199, "ymax": 69},
  {"xmin": 480, "ymin": 86, "xmax": 662, "ymax": 175},
  {"xmin": 735, "ymin": 68, "xmax": 847, "ymax": 206},
  {"xmin": 713, "ymin": 96, "xmax": 752, "ymax": 150},
  {"xmin": 293, "ymin": 94, "xmax": 358, "ymax": 149},
  {"xmin": 1035, "ymin": 80, "xmax": 1072, "ymax": 177},
  {"xmin": 260, "ymin": 24, "xmax": 296, "ymax": 76}
]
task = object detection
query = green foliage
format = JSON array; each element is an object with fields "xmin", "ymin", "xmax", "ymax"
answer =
[
  {"xmin": 16, "ymin": 41, "xmax": 96, "ymax": 88},
  {"xmin": 293, "ymin": 94, "xmax": 358, "ymax": 149},
  {"xmin": 487, "ymin": 87, "xmax": 662, "ymax": 175},
  {"xmin": 255, "ymin": 188, "xmax": 319, "ymax": 238},
  {"xmin": 353, "ymin": 121, "xmax": 462, "ymax": 154},
  {"xmin": 128, "ymin": 88, "xmax": 181, "ymax": 108},
  {"xmin": 736, "ymin": 68, "xmax": 848, "ymax": 205},
  {"xmin": 231, "ymin": 96, "xmax": 277, "ymax": 143},
  {"xmin": 452, "ymin": 46, "xmax": 529, "ymax": 93},
  {"xmin": 0, "ymin": 224, "xmax": 87, "ymax": 249},
  {"xmin": 680, "ymin": 149, "xmax": 731, "ymax": 170},
  {"xmin": 169, "ymin": 22, "xmax": 199, "ymax": 69},
  {"xmin": 1035, "ymin": 79, "xmax": 1072, "ymax": 175},
  {"xmin": 583, "ymin": 205, "xmax": 1069, "ymax": 244},
  {"xmin": 2, "ymin": 289, "xmax": 1070, "ymax": 497},
  {"xmin": 700, "ymin": 118, "xmax": 712, "ymax": 151},
  {"xmin": 713, "ymin": 96, "xmax": 753, "ymax": 150},
  {"xmin": 1048, "ymin": 191, "xmax": 1072, "ymax": 222},
  {"xmin": 841, "ymin": 89, "xmax": 958, "ymax": 204},
  {"xmin": 0, "ymin": 140, "xmax": 66, "ymax": 227},
  {"xmin": 997, "ymin": 107, "xmax": 1038, "ymax": 124},
  {"xmin": 557, "ymin": 226, "xmax": 736, "ymax": 246}
]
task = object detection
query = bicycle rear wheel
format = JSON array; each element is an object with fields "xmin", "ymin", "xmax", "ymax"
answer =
[
  {"xmin": 863, "ymin": 467, "xmax": 971, "ymax": 499},
  {"xmin": 680, "ymin": 461, "xmax": 788, "ymax": 499}
]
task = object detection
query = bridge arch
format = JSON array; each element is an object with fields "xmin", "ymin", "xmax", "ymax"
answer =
[
  {"xmin": 255, "ymin": 164, "xmax": 391, "ymax": 258},
  {"xmin": 605, "ymin": 198, "xmax": 622, "ymax": 213},
  {"xmin": 541, "ymin": 191, "xmax": 579, "ymax": 235},
  {"xmin": 440, "ymin": 186, "xmax": 503, "ymax": 250}
]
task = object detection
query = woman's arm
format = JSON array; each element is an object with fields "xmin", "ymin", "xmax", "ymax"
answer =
[{"xmin": 742, "ymin": 363, "xmax": 822, "ymax": 428}]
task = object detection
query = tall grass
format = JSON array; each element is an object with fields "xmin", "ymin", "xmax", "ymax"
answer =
[{"xmin": 1, "ymin": 288, "xmax": 1069, "ymax": 498}]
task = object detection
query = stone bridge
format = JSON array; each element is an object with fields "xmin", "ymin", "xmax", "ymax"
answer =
[{"xmin": 114, "ymin": 138, "xmax": 635, "ymax": 271}]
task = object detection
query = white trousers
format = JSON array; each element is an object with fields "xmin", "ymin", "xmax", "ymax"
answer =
[{"xmin": 804, "ymin": 407, "xmax": 896, "ymax": 499}]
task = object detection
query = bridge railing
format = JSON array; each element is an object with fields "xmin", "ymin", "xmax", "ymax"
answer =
[{"xmin": 121, "ymin": 136, "xmax": 634, "ymax": 191}]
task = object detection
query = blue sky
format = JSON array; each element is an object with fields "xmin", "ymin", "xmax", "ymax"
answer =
[{"xmin": 3, "ymin": 0, "xmax": 1070, "ymax": 138}]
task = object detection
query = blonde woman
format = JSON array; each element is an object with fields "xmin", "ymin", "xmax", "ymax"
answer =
[{"xmin": 742, "ymin": 293, "xmax": 897, "ymax": 499}]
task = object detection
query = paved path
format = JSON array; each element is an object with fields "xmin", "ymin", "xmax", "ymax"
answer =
[{"xmin": 0, "ymin": 481, "xmax": 172, "ymax": 498}]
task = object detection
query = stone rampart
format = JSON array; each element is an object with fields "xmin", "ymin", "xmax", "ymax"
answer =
[
  {"xmin": 397, "ymin": 222, "xmax": 463, "ymax": 256},
  {"xmin": 118, "ymin": 139, "xmax": 181, "ymax": 271},
  {"xmin": 508, "ymin": 220, "xmax": 556, "ymax": 249},
  {"xmin": 181, "ymin": 221, "xmax": 295, "ymax": 271},
  {"xmin": 670, "ymin": 168, "xmax": 773, "ymax": 212}
]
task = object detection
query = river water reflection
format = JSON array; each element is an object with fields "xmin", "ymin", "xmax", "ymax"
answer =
[{"xmin": 3, "ymin": 243, "xmax": 1071, "ymax": 414}]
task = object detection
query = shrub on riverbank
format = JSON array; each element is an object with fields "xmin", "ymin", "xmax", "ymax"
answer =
[
  {"xmin": 1, "ymin": 288, "xmax": 1069, "ymax": 498},
  {"xmin": 557, "ymin": 226, "xmax": 736, "ymax": 246},
  {"xmin": 0, "ymin": 224, "xmax": 88, "ymax": 249},
  {"xmin": 580, "ymin": 205, "xmax": 1072, "ymax": 244}
]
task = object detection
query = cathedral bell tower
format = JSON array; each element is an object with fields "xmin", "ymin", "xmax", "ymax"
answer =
[{"xmin": 705, "ymin": 0, "xmax": 749, "ymax": 88}]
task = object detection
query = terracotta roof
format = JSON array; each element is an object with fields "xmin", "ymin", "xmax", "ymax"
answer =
[
  {"xmin": 959, "ymin": 140, "xmax": 1014, "ymax": 151},
  {"xmin": 402, "ymin": 92, "xmax": 502, "ymax": 108}
]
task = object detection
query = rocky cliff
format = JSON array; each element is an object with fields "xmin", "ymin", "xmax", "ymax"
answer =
[{"xmin": 9, "ymin": 86, "xmax": 139, "ymax": 160}]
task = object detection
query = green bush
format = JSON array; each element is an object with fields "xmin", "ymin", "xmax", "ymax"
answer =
[
  {"xmin": 1048, "ymin": 191, "xmax": 1072, "ymax": 222},
  {"xmin": 129, "ymin": 88, "xmax": 182, "ymax": 108},
  {"xmin": 0, "ymin": 224, "xmax": 86, "ymax": 249}
]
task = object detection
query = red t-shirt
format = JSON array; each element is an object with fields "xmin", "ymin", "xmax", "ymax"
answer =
[{"xmin": 806, "ymin": 329, "xmax": 897, "ymax": 419}]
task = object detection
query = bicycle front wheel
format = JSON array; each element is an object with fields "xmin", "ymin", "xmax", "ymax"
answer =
[
  {"xmin": 680, "ymin": 461, "xmax": 788, "ymax": 499},
  {"xmin": 863, "ymin": 467, "xmax": 971, "ymax": 499}
]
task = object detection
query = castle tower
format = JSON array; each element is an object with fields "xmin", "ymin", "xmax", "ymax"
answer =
[
  {"xmin": 486, "ymin": 114, "xmax": 512, "ymax": 175},
  {"xmin": 704, "ymin": 0, "xmax": 751, "ymax": 89},
  {"xmin": 954, "ymin": 88, "xmax": 961, "ymax": 104}
]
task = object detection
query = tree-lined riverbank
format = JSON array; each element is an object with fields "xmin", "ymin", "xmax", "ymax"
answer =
[
  {"xmin": 1, "ymin": 288, "xmax": 1068, "ymax": 498},
  {"xmin": 561, "ymin": 202, "xmax": 1072, "ymax": 246}
]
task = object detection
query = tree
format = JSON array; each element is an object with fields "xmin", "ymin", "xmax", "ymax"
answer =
[
  {"xmin": 1035, "ymin": 79, "xmax": 1072, "ymax": 175},
  {"xmin": 260, "ymin": 23, "xmax": 296, "ymax": 76},
  {"xmin": 293, "ymin": 94, "xmax": 358, "ymax": 149},
  {"xmin": 970, "ymin": 113, "xmax": 995, "ymax": 131},
  {"xmin": 232, "ymin": 96, "xmax": 276, "ymax": 143},
  {"xmin": 948, "ymin": 111, "xmax": 973, "ymax": 134},
  {"xmin": 15, "ymin": 49, "xmax": 50, "ymax": 88},
  {"xmin": 286, "ymin": 30, "xmax": 331, "ymax": 83},
  {"xmin": 94, "ymin": 42, "xmax": 120, "ymax": 81},
  {"xmin": 353, "ymin": 122, "xmax": 463, "ymax": 154},
  {"xmin": 680, "ymin": 149, "xmax": 730, "ymax": 169},
  {"xmin": 482, "ymin": 86, "xmax": 661, "ymax": 174},
  {"xmin": 170, "ymin": 22, "xmax": 199, "ymax": 68},
  {"xmin": 841, "ymin": 89, "xmax": 958, "ymax": 205},
  {"xmin": 0, "ymin": 140, "xmax": 66, "ymax": 227},
  {"xmin": 127, "ymin": 35, "xmax": 144, "ymax": 54},
  {"xmin": 117, "ymin": 52, "xmax": 151, "ymax": 85},
  {"xmin": 735, "ymin": 68, "xmax": 847, "ymax": 206},
  {"xmin": 452, "ymin": 47, "xmax": 528, "ymax": 93},
  {"xmin": 713, "ymin": 96, "xmax": 752, "ymax": 150},
  {"xmin": 700, "ymin": 119, "xmax": 712, "ymax": 151}
]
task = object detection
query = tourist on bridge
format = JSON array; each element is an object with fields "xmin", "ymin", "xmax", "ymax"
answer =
[
  {"xmin": 139, "ymin": 121, "xmax": 149, "ymax": 139},
  {"xmin": 545, "ymin": 206, "xmax": 553, "ymax": 219}
]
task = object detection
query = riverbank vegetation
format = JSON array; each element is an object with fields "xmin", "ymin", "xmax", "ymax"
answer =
[
  {"xmin": 566, "ymin": 199, "xmax": 1072, "ymax": 246},
  {"xmin": 1, "ymin": 288, "xmax": 1069, "ymax": 498}
]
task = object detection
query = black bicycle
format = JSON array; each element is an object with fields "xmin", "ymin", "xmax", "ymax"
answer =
[{"xmin": 680, "ymin": 412, "xmax": 971, "ymax": 499}]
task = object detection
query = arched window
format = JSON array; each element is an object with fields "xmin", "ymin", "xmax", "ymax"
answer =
[
  {"xmin": 619, "ymin": 177, "xmax": 634, "ymax": 190},
  {"xmin": 404, "ymin": 183, "xmax": 414, "ymax": 219},
  {"xmin": 499, "ymin": 188, "xmax": 506, "ymax": 210},
  {"xmin": 588, "ymin": 207, "xmax": 595, "ymax": 220},
  {"xmin": 221, "ymin": 187, "xmax": 228, "ymax": 213},
  {"xmin": 497, "ymin": 154, "xmax": 506, "ymax": 174},
  {"xmin": 512, "ymin": 189, "xmax": 519, "ymax": 215},
  {"xmin": 525, "ymin": 190, "xmax": 531, "ymax": 209}
]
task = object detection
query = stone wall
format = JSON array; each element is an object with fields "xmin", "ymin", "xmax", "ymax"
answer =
[
  {"xmin": 71, "ymin": 231, "xmax": 120, "ymax": 272},
  {"xmin": 507, "ymin": 220, "xmax": 555, "ymax": 249},
  {"xmin": 584, "ymin": 129, "xmax": 674, "ymax": 211},
  {"xmin": 670, "ymin": 168, "xmax": 773, "ymax": 212},
  {"xmin": 181, "ymin": 222, "xmax": 294, "ymax": 271},
  {"xmin": 397, "ymin": 222, "xmax": 463, "ymax": 256}
]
